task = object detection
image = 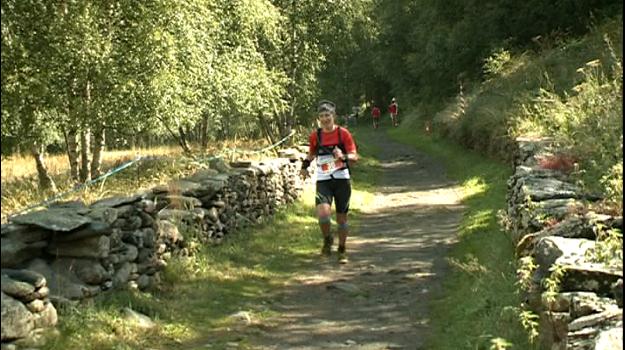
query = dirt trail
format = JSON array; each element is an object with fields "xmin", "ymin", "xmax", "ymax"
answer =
[{"xmin": 248, "ymin": 131, "xmax": 465, "ymax": 349}]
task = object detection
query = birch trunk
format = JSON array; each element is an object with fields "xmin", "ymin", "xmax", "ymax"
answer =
[
  {"xmin": 200, "ymin": 114, "xmax": 209, "ymax": 149},
  {"xmin": 31, "ymin": 144, "xmax": 57, "ymax": 193},
  {"xmin": 65, "ymin": 128, "xmax": 80, "ymax": 181},
  {"xmin": 91, "ymin": 125, "xmax": 105, "ymax": 178},
  {"xmin": 79, "ymin": 128, "xmax": 91, "ymax": 182}
]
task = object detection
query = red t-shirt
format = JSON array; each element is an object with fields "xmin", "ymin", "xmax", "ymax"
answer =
[
  {"xmin": 388, "ymin": 103, "xmax": 397, "ymax": 115},
  {"xmin": 371, "ymin": 107, "xmax": 381, "ymax": 118},
  {"xmin": 308, "ymin": 127, "xmax": 357, "ymax": 156}
]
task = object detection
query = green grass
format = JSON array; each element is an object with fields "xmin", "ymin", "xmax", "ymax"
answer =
[{"xmin": 387, "ymin": 126, "xmax": 536, "ymax": 349}]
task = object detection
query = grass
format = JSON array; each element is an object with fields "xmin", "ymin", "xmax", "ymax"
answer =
[
  {"xmin": 40, "ymin": 133, "xmax": 379, "ymax": 350},
  {"xmin": 429, "ymin": 16, "xmax": 623, "ymax": 212},
  {"xmin": 0, "ymin": 138, "xmax": 284, "ymax": 223},
  {"xmin": 387, "ymin": 125, "xmax": 536, "ymax": 349}
]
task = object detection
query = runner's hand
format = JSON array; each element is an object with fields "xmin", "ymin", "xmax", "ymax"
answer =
[{"xmin": 332, "ymin": 147, "xmax": 344, "ymax": 160}]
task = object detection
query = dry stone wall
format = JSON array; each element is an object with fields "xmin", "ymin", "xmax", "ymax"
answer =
[
  {"xmin": 505, "ymin": 137, "xmax": 623, "ymax": 350},
  {"xmin": 1, "ymin": 148, "xmax": 308, "ymax": 349}
]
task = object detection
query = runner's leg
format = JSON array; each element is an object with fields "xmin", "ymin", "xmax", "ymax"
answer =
[{"xmin": 316, "ymin": 181, "xmax": 334, "ymax": 255}]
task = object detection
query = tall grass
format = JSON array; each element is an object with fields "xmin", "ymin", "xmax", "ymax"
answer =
[
  {"xmin": 0, "ymin": 138, "xmax": 284, "ymax": 223},
  {"xmin": 426, "ymin": 16, "xmax": 623, "ymax": 214}
]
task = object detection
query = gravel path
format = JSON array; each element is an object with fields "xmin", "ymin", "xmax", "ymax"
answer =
[{"xmin": 245, "ymin": 131, "xmax": 466, "ymax": 350}]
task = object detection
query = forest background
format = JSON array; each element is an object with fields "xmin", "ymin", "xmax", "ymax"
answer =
[{"xmin": 1, "ymin": 0, "xmax": 622, "ymax": 225}]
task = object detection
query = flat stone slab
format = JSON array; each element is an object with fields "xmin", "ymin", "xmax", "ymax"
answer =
[
  {"xmin": 91, "ymin": 194, "xmax": 143, "ymax": 208},
  {"xmin": 10, "ymin": 209, "xmax": 91, "ymax": 232}
]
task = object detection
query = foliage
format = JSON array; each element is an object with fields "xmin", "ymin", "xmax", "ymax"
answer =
[{"xmin": 586, "ymin": 224, "xmax": 623, "ymax": 268}]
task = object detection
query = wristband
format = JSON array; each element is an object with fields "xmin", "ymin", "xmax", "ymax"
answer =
[{"xmin": 301, "ymin": 159, "xmax": 311, "ymax": 169}]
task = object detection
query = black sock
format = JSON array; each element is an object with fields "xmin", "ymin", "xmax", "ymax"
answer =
[
  {"xmin": 338, "ymin": 245, "xmax": 345, "ymax": 254},
  {"xmin": 324, "ymin": 236, "xmax": 333, "ymax": 245}
]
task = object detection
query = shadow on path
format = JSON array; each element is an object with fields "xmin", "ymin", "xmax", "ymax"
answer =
[{"xmin": 225, "ymin": 131, "xmax": 465, "ymax": 350}]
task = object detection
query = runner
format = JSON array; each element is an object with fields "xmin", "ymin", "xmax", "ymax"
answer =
[
  {"xmin": 371, "ymin": 104, "xmax": 381, "ymax": 129},
  {"xmin": 388, "ymin": 98, "xmax": 399, "ymax": 127},
  {"xmin": 300, "ymin": 100, "xmax": 359, "ymax": 264}
]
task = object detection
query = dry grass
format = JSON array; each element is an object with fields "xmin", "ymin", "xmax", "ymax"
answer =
[{"xmin": 0, "ymin": 138, "xmax": 283, "ymax": 223}]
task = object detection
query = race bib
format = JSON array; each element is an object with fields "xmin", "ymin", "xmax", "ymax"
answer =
[{"xmin": 317, "ymin": 155, "xmax": 345, "ymax": 175}]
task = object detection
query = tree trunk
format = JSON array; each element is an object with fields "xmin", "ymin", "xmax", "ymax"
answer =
[
  {"xmin": 200, "ymin": 114, "xmax": 209, "ymax": 149},
  {"xmin": 178, "ymin": 126, "xmax": 191, "ymax": 154},
  {"xmin": 31, "ymin": 143, "xmax": 57, "ymax": 193},
  {"xmin": 79, "ymin": 79, "xmax": 92, "ymax": 182},
  {"xmin": 65, "ymin": 127, "xmax": 80, "ymax": 181},
  {"xmin": 91, "ymin": 124, "xmax": 105, "ymax": 178},
  {"xmin": 257, "ymin": 113, "xmax": 276, "ymax": 145},
  {"xmin": 79, "ymin": 128, "xmax": 91, "ymax": 182}
]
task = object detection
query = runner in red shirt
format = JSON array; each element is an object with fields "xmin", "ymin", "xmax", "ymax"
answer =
[
  {"xmin": 371, "ymin": 105, "xmax": 381, "ymax": 129},
  {"xmin": 388, "ymin": 98, "xmax": 399, "ymax": 127},
  {"xmin": 299, "ymin": 100, "xmax": 358, "ymax": 264}
]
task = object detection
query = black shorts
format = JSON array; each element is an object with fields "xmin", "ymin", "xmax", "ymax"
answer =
[{"xmin": 315, "ymin": 178, "xmax": 352, "ymax": 213}]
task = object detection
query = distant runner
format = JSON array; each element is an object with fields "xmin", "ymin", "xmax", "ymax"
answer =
[
  {"xmin": 388, "ymin": 98, "xmax": 399, "ymax": 127},
  {"xmin": 371, "ymin": 105, "xmax": 381, "ymax": 129}
]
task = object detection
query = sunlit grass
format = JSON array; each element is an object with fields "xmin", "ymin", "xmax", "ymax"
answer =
[{"xmin": 389, "ymin": 124, "xmax": 535, "ymax": 349}]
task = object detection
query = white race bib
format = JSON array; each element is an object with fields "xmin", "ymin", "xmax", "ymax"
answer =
[{"xmin": 317, "ymin": 154, "xmax": 345, "ymax": 175}]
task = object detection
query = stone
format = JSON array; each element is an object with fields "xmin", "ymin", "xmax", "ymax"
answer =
[
  {"xmin": 32, "ymin": 301, "xmax": 57, "ymax": 329},
  {"xmin": 568, "ymin": 308, "xmax": 622, "ymax": 331},
  {"xmin": 25, "ymin": 259, "xmax": 88, "ymax": 300},
  {"xmin": 532, "ymin": 236, "xmax": 595, "ymax": 278},
  {"xmin": 0, "ymin": 275, "xmax": 35, "ymax": 300},
  {"xmin": 91, "ymin": 195, "xmax": 143, "ymax": 208},
  {"xmin": 113, "ymin": 262, "xmax": 137, "ymax": 288},
  {"xmin": 1, "ymin": 269, "xmax": 46, "ymax": 289},
  {"xmin": 25, "ymin": 299, "xmax": 45, "ymax": 313},
  {"xmin": 2, "ymin": 224, "xmax": 51, "ymax": 244},
  {"xmin": 205, "ymin": 207, "xmax": 220, "ymax": 223},
  {"xmin": 1, "ymin": 238, "xmax": 46, "ymax": 268},
  {"xmin": 228, "ymin": 311, "xmax": 252, "ymax": 325},
  {"xmin": 32, "ymin": 286, "xmax": 49, "ymax": 300},
  {"xmin": 156, "ymin": 221, "xmax": 183, "ymax": 243},
  {"xmin": 153, "ymin": 180, "xmax": 213, "ymax": 197},
  {"xmin": 52, "ymin": 222, "xmax": 112, "ymax": 242},
  {"xmin": 122, "ymin": 307, "xmax": 156, "ymax": 329},
  {"xmin": 85, "ymin": 207, "xmax": 118, "ymax": 225},
  {"xmin": 155, "ymin": 195, "xmax": 202, "ymax": 209},
  {"xmin": 117, "ymin": 243, "xmax": 139, "ymax": 264},
  {"xmin": 157, "ymin": 209, "xmax": 200, "ymax": 222},
  {"xmin": 1, "ymin": 292, "xmax": 34, "ymax": 341},
  {"xmin": 50, "ymin": 258, "xmax": 111, "ymax": 285},
  {"xmin": 136, "ymin": 274, "xmax": 151, "ymax": 290},
  {"xmin": 10, "ymin": 208, "xmax": 91, "ymax": 232},
  {"xmin": 48, "ymin": 200, "xmax": 90, "ymax": 213},
  {"xmin": 47, "ymin": 235, "xmax": 110, "ymax": 259},
  {"xmin": 137, "ymin": 199, "xmax": 156, "ymax": 213},
  {"xmin": 558, "ymin": 264, "xmax": 623, "ymax": 295},
  {"xmin": 114, "ymin": 204, "xmax": 136, "ymax": 218},
  {"xmin": 538, "ymin": 311, "xmax": 570, "ymax": 350},
  {"xmin": 594, "ymin": 326, "xmax": 623, "ymax": 350},
  {"xmin": 138, "ymin": 211, "xmax": 155, "ymax": 228}
]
